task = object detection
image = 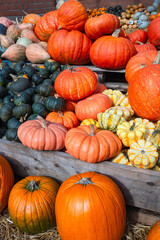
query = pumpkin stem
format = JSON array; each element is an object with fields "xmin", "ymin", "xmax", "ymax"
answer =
[
  {"xmin": 36, "ymin": 115, "xmax": 47, "ymax": 128},
  {"xmin": 112, "ymin": 29, "xmax": 121, "ymax": 38},
  {"xmin": 26, "ymin": 180, "xmax": 40, "ymax": 191},
  {"xmin": 90, "ymin": 124, "xmax": 95, "ymax": 136},
  {"xmin": 22, "ymin": 10, "xmax": 28, "ymax": 15},
  {"xmin": 10, "ymin": 74, "xmax": 18, "ymax": 82},
  {"xmin": 75, "ymin": 177, "xmax": 94, "ymax": 185},
  {"xmin": 58, "ymin": 111, "xmax": 63, "ymax": 117},
  {"xmin": 139, "ymin": 64, "xmax": 146, "ymax": 69},
  {"xmin": 151, "ymin": 130, "xmax": 160, "ymax": 136},
  {"xmin": 136, "ymin": 41, "xmax": 143, "ymax": 45},
  {"xmin": 129, "ymin": 122, "xmax": 136, "ymax": 131},
  {"xmin": 153, "ymin": 51, "xmax": 160, "ymax": 64},
  {"xmin": 141, "ymin": 150, "xmax": 145, "ymax": 154},
  {"xmin": 69, "ymin": 66, "xmax": 76, "ymax": 73},
  {"xmin": 54, "ymin": 93, "xmax": 60, "ymax": 99}
]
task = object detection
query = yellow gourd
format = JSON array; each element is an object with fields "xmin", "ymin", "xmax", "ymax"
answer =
[
  {"xmin": 115, "ymin": 94, "xmax": 131, "ymax": 108},
  {"xmin": 102, "ymin": 89, "xmax": 123, "ymax": 106},
  {"xmin": 80, "ymin": 119, "xmax": 100, "ymax": 128},
  {"xmin": 111, "ymin": 150, "xmax": 132, "ymax": 166},
  {"xmin": 134, "ymin": 118, "xmax": 155, "ymax": 141},
  {"xmin": 104, "ymin": 106, "xmax": 134, "ymax": 120}
]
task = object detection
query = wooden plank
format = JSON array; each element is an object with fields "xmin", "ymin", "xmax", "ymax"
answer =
[
  {"xmin": 71, "ymin": 65, "xmax": 126, "ymax": 73},
  {"xmin": 0, "ymin": 139, "xmax": 160, "ymax": 214},
  {"xmin": 103, "ymin": 82, "xmax": 128, "ymax": 92}
]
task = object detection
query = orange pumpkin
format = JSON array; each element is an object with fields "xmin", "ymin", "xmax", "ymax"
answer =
[
  {"xmin": 148, "ymin": 17, "xmax": 160, "ymax": 48},
  {"xmin": 17, "ymin": 116, "xmax": 67, "ymax": 150},
  {"xmin": 46, "ymin": 111, "xmax": 79, "ymax": 130},
  {"xmin": 134, "ymin": 42, "xmax": 156, "ymax": 53},
  {"xmin": 22, "ymin": 13, "xmax": 41, "ymax": 25},
  {"xmin": 65, "ymin": 100, "xmax": 78, "ymax": 112},
  {"xmin": 126, "ymin": 29, "xmax": 148, "ymax": 44},
  {"xmin": 150, "ymin": 14, "xmax": 157, "ymax": 21},
  {"xmin": 147, "ymin": 221, "xmax": 160, "ymax": 239},
  {"xmin": 8, "ymin": 176, "xmax": 59, "ymax": 234},
  {"xmin": 55, "ymin": 171, "xmax": 126, "ymax": 240},
  {"xmin": 65, "ymin": 125, "xmax": 122, "ymax": 163},
  {"xmin": 75, "ymin": 93, "xmax": 112, "ymax": 121},
  {"xmin": 0, "ymin": 155, "xmax": 14, "ymax": 214},
  {"xmin": 93, "ymin": 83, "xmax": 107, "ymax": 94}
]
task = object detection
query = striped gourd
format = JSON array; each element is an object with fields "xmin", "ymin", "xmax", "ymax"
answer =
[
  {"xmin": 111, "ymin": 150, "xmax": 132, "ymax": 166},
  {"xmin": 134, "ymin": 118, "xmax": 155, "ymax": 141},
  {"xmin": 104, "ymin": 106, "xmax": 134, "ymax": 120},
  {"xmin": 102, "ymin": 89, "xmax": 123, "ymax": 106},
  {"xmin": 117, "ymin": 120, "xmax": 146, "ymax": 147},
  {"xmin": 128, "ymin": 140, "xmax": 158, "ymax": 169},
  {"xmin": 80, "ymin": 119, "xmax": 100, "ymax": 128},
  {"xmin": 150, "ymin": 121, "xmax": 160, "ymax": 149},
  {"xmin": 115, "ymin": 94, "xmax": 131, "ymax": 108}
]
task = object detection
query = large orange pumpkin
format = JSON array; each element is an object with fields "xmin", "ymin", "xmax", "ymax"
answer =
[
  {"xmin": 128, "ymin": 64, "xmax": 160, "ymax": 121},
  {"xmin": 47, "ymin": 29, "xmax": 92, "ymax": 65},
  {"xmin": 55, "ymin": 171, "xmax": 126, "ymax": 240},
  {"xmin": 34, "ymin": 10, "xmax": 59, "ymax": 42},
  {"xmin": 127, "ymin": 29, "xmax": 148, "ymax": 44},
  {"xmin": 22, "ymin": 13, "xmax": 41, "ymax": 25},
  {"xmin": 90, "ymin": 30, "xmax": 137, "ymax": 70},
  {"xmin": 17, "ymin": 116, "xmax": 67, "ymax": 150},
  {"xmin": 134, "ymin": 42, "xmax": 157, "ymax": 53},
  {"xmin": 46, "ymin": 111, "xmax": 79, "ymax": 130},
  {"xmin": 0, "ymin": 155, "xmax": 14, "ymax": 214},
  {"xmin": 58, "ymin": 0, "xmax": 88, "ymax": 32},
  {"xmin": 54, "ymin": 66, "xmax": 98, "ymax": 101},
  {"xmin": 65, "ymin": 100, "xmax": 78, "ymax": 112},
  {"xmin": 84, "ymin": 13, "xmax": 120, "ymax": 40},
  {"xmin": 147, "ymin": 221, "xmax": 160, "ymax": 240},
  {"xmin": 75, "ymin": 93, "xmax": 112, "ymax": 121},
  {"xmin": 8, "ymin": 176, "xmax": 59, "ymax": 234},
  {"xmin": 125, "ymin": 50, "xmax": 158, "ymax": 83},
  {"xmin": 148, "ymin": 17, "xmax": 160, "ymax": 48}
]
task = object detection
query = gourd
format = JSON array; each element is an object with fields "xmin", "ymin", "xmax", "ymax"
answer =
[
  {"xmin": 139, "ymin": 15, "xmax": 148, "ymax": 21},
  {"xmin": 104, "ymin": 106, "xmax": 134, "ymax": 119},
  {"xmin": 45, "ymin": 94, "xmax": 66, "ymax": 112},
  {"xmin": 133, "ymin": 12, "xmax": 141, "ymax": 20},
  {"xmin": 16, "ymin": 37, "xmax": 33, "ymax": 48},
  {"xmin": 150, "ymin": 121, "xmax": 160, "ymax": 149},
  {"xmin": 128, "ymin": 139, "xmax": 158, "ymax": 169},
  {"xmin": 147, "ymin": 6, "xmax": 156, "ymax": 13},
  {"xmin": 32, "ymin": 102, "xmax": 48, "ymax": 118},
  {"xmin": 102, "ymin": 89, "xmax": 123, "ymax": 105},
  {"xmin": 137, "ymin": 21, "xmax": 149, "ymax": 29},
  {"xmin": 111, "ymin": 150, "xmax": 132, "ymax": 166},
  {"xmin": 80, "ymin": 119, "xmax": 100, "ymax": 128},
  {"xmin": 134, "ymin": 118, "xmax": 155, "ymax": 141},
  {"xmin": 22, "ymin": 13, "xmax": 41, "ymax": 25},
  {"xmin": 115, "ymin": 94, "xmax": 132, "ymax": 108}
]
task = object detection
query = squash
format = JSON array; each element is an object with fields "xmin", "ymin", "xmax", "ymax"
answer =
[
  {"xmin": 80, "ymin": 118, "xmax": 100, "ymax": 128},
  {"xmin": 45, "ymin": 94, "xmax": 66, "ymax": 112},
  {"xmin": 55, "ymin": 171, "xmax": 126, "ymax": 240},
  {"xmin": 13, "ymin": 103, "xmax": 32, "ymax": 120},
  {"xmin": 7, "ymin": 117, "xmax": 22, "ymax": 129},
  {"xmin": 44, "ymin": 59, "xmax": 61, "ymax": 73},
  {"xmin": 36, "ymin": 65, "xmax": 50, "ymax": 78},
  {"xmin": 147, "ymin": 221, "xmax": 160, "ymax": 240},
  {"xmin": 32, "ymin": 94, "xmax": 46, "ymax": 105},
  {"xmin": 0, "ymin": 17, "xmax": 13, "ymax": 28},
  {"xmin": 36, "ymin": 83, "xmax": 55, "ymax": 97},
  {"xmin": 127, "ymin": 29, "xmax": 148, "ymax": 44},
  {"xmin": 0, "ymin": 104, "xmax": 13, "ymax": 122},
  {"xmin": 128, "ymin": 139, "xmax": 158, "ymax": 169},
  {"xmin": 104, "ymin": 106, "xmax": 134, "ymax": 119},
  {"xmin": 0, "ymin": 34, "xmax": 15, "ymax": 48},
  {"xmin": 10, "ymin": 75, "xmax": 30, "ymax": 93},
  {"xmin": 115, "ymin": 94, "xmax": 132, "ymax": 108},
  {"xmin": 134, "ymin": 42, "xmax": 157, "ymax": 53},
  {"xmin": 134, "ymin": 118, "xmax": 155, "ymax": 141},
  {"xmin": 13, "ymin": 92, "xmax": 31, "ymax": 105},
  {"xmin": 65, "ymin": 125, "xmax": 122, "ymax": 163},
  {"xmin": 150, "ymin": 121, "xmax": 160, "ymax": 149},
  {"xmin": 21, "ymin": 29, "xmax": 40, "ymax": 43},
  {"xmin": 148, "ymin": 17, "xmax": 160, "ymax": 48},
  {"xmin": 102, "ymin": 89, "xmax": 123, "ymax": 105},
  {"xmin": 32, "ymin": 102, "xmax": 48, "ymax": 118},
  {"xmin": 22, "ymin": 13, "xmax": 41, "ymax": 25},
  {"xmin": 6, "ymin": 128, "xmax": 20, "ymax": 142},
  {"xmin": 117, "ymin": 120, "xmax": 146, "ymax": 147},
  {"xmin": 8, "ymin": 176, "xmax": 59, "ymax": 234},
  {"xmin": 0, "ymin": 86, "xmax": 8, "ymax": 98},
  {"xmin": 111, "ymin": 150, "xmax": 132, "ymax": 166},
  {"xmin": 13, "ymin": 61, "xmax": 26, "ymax": 75},
  {"xmin": 6, "ymin": 25, "xmax": 21, "ymax": 41},
  {"xmin": 32, "ymin": 74, "xmax": 44, "ymax": 85},
  {"xmin": 17, "ymin": 116, "xmax": 67, "ymax": 150},
  {"xmin": 1, "ymin": 44, "xmax": 26, "ymax": 62},
  {"xmin": 22, "ymin": 65, "xmax": 36, "ymax": 79},
  {"xmin": 93, "ymin": 83, "xmax": 107, "ymax": 94},
  {"xmin": 16, "ymin": 37, "xmax": 33, "ymax": 48},
  {"xmin": 26, "ymin": 43, "xmax": 51, "ymax": 64}
]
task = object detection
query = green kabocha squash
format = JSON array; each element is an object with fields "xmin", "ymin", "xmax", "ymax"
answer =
[
  {"xmin": 45, "ymin": 94, "xmax": 66, "ymax": 112},
  {"xmin": 0, "ymin": 64, "xmax": 13, "ymax": 77},
  {"xmin": 10, "ymin": 75, "xmax": 30, "ymax": 93},
  {"xmin": 36, "ymin": 65, "xmax": 50, "ymax": 78},
  {"xmin": 0, "ymin": 104, "xmax": 13, "ymax": 122},
  {"xmin": 0, "ymin": 86, "xmax": 8, "ymax": 98},
  {"xmin": 32, "ymin": 94, "xmax": 46, "ymax": 105},
  {"xmin": 13, "ymin": 92, "xmax": 31, "ymax": 105},
  {"xmin": 36, "ymin": 83, "xmax": 55, "ymax": 97},
  {"xmin": 24, "ymin": 88, "xmax": 35, "ymax": 97},
  {"xmin": 50, "ymin": 70, "xmax": 61, "ymax": 83},
  {"xmin": 27, "ymin": 114, "xmax": 39, "ymax": 120},
  {"xmin": 0, "ymin": 127, "xmax": 6, "ymax": 138},
  {"xmin": 3, "ymin": 95, "xmax": 14, "ymax": 105},
  {"xmin": 22, "ymin": 65, "xmax": 36, "ymax": 79},
  {"xmin": 32, "ymin": 102, "xmax": 48, "ymax": 118},
  {"xmin": 44, "ymin": 59, "xmax": 61, "ymax": 73},
  {"xmin": 0, "ymin": 75, "xmax": 10, "ymax": 87},
  {"xmin": 150, "ymin": 121, "xmax": 160, "ymax": 149},
  {"xmin": 13, "ymin": 103, "xmax": 32, "ymax": 120},
  {"xmin": 7, "ymin": 117, "xmax": 22, "ymax": 129},
  {"xmin": 6, "ymin": 82, "xmax": 11, "ymax": 91},
  {"xmin": 32, "ymin": 74, "xmax": 44, "ymax": 85},
  {"xmin": 14, "ymin": 61, "xmax": 26, "ymax": 75},
  {"xmin": 42, "ymin": 79, "xmax": 53, "ymax": 86},
  {"xmin": 0, "ymin": 99, "xmax": 3, "ymax": 109},
  {"xmin": 6, "ymin": 128, "xmax": 20, "ymax": 142},
  {"xmin": 61, "ymin": 65, "xmax": 69, "ymax": 71}
]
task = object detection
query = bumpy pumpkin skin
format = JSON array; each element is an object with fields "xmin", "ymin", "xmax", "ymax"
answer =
[
  {"xmin": 47, "ymin": 29, "xmax": 92, "ymax": 65},
  {"xmin": 55, "ymin": 171, "xmax": 126, "ymax": 240},
  {"xmin": 128, "ymin": 64, "xmax": 160, "ymax": 121},
  {"xmin": 0, "ymin": 155, "xmax": 14, "ymax": 214},
  {"xmin": 35, "ymin": 11, "xmax": 59, "ymax": 42},
  {"xmin": 8, "ymin": 176, "xmax": 59, "ymax": 234},
  {"xmin": 65, "ymin": 125, "xmax": 122, "ymax": 163}
]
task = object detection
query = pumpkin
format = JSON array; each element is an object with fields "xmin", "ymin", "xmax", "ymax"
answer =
[
  {"xmin": 75, "ymin": 93, "xmax": 112, "ymax": 121},
  {"xmin": 84, "ymin": 13, "xmax": 120, "ymax": 40},
  {"xmin": 80, "ymin": 118, "xmax": 100, "ymax": 128},
  {"xmin": 93, "ymin": 83, "xmax": 107, "ymax": 94},
  {"xmin": 47, "ymin": 29, "xmax": 92, "ymax": 65},
  {"xmin": 13, "ymin": 103, "xmax": 32, "ymax": 120},
  {"xmin": 32, "ymin": 102, "xmax": 48, "ymax": 118},
  {"xmin": 127, "ymin": 29, "xmax": 148, "ymax": 44},
  {"xmin": 147, "ymin": 221, "xmax": 160, "ymax": 240},
  {"xmin": 111, "ymin": 150, "xmax": 132, "ymax": 166},
  {"xmin": 58, "ymin": 0, "xmax": 88, "ymax": 32},
  {"xmin": 128, "ymin": 139, "xmax": 158, "ymax": 169},
  {"xmin": 22, "ymin": 13, "xmax": 41, "ymax": 25},
  {"xmin": 18, "ymin": 116, "xmax": 67, "ymax": 150},
  {"xmin": 8, "ymin": 176, "xmax": 59, "ymax": 234},
  {"xmin": 65, "ymin": 100, "xmax": 77, "ymax": 112},
  {"xmin": 115, "ymin": 94, "xmax": 131, "ymax": 108},
  {"xmin": 0, "ymin": 104, "xmax": 13, "ymax": 122},
  {"xmin": 36, "ymin": 83, "xmax": 55, "ymax": 97},
  {"xmin": 18, "ymin": 23, "xmax": 35, "ymax": 31},
  {"xmin": 54, "ymin": 66, "xmax": 98, "ymax": 101},
  {"xmin": 90, "ymin": 29, "xmax": 137, "ymax": 70},
  {"xmin": 26, "ymin": 43, "xmax": 51, "ymax": 63},
  {"xmin": 102, "ymin": 89, "xmax": 123, "ymax": 105},
  {"xmin": 0, "ymin": 155, "xmax": 14, "ymax": 214},
  {"xmin": 35, "ymin": 10, "xmax": 59, "ymax": 42},
  {"xmin": 134, "ymin": 118, "xmax": 155, "ymax": 141},
  {"xmin": 134, "ymin": 42, "xmax": 157, "ymax": 53},
  {"xmin": 55, "ymin": 171, "xmax": 126, "ymax": 240},
  {"xmin": 104, "ymin": 106, "xmax": 134, "ymax": 119},
  {"xmin": 10, "ymin": 75, "xmax": 30, "ymax": 93},
  {"xmin": 1, "ymin": 44, "xmax": 26, "ymax": 62},
  {"xmin": 147, "ymin": 17, "xmax": 160, "ymax": 48},
  {"xmin": 125, "ymin": 50, "xmax": 158, "ymax": 83},
  {"xmin": 128, "ymin": 64, "xmax": 160, "ymax": 121},
  {"xmin": 65, "ymin": 125, "xmax": 122, "ymax": 162},
  {"xmin": 117, "ymin": 120, "xmax": 146, "ymax": 147},
  {"xmin": 46, "ymin": 110, "xmax": 79, "ymax": 130},
  {"xmin": 150, "ymin": 121, "xmax": 160, "ymax": 149}
]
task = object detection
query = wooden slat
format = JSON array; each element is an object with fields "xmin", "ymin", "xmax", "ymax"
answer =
[
  {"xmin": 103, "ymin": 82, "xmax": 128, "ymax": 92},
  {"xmin": 0, "ymin": 139, "xmax": 160, "ymax": 214},
  {"xmin": 71, "ymin": 65, "xmax": 126, "ymax": 73}
]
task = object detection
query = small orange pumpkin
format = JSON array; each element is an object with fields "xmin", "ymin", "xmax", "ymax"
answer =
[{"xmin": 22, "ymin": 13, "xmax": 41, "ymax": 25}]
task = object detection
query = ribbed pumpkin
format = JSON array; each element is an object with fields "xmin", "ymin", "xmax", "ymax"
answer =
[
  {"xmin": 90, "ymin": 29, "xmax": 137, "ymax": 69},
  {"xmin": 22, "ymin": 13, "xmax": 41, "ymax": 25},
  {"xmin": 75, "ymin": 93, "xmax": 112, "ymax": 121},
  {"xmin": 147, "ymin": 17, "xmax": 160, "ymax": 48},
  {"xmin": 84, "ymin": 13, "xmax": 120, "ymax": 40},
  {"xmin": 65, "ymin": 125, "xmax": 122, "ymax": 163},
  {"xmin": 115, "ymin": 94, "xmax": 131, "ymax": 109},
  {"xmin": 134, "ymin": 42, "xmax": 157, "ymax": 53},
  {"xmin": 58, "ymin": 0, "xmax": 88, "ymax": 32},
  {"xmin": 0, "ymin": 155, "xmax": 14, "ymax": 214},
  {"xmin": 111, "ymin": 150, "xmax": 132, "ymax": 166},
  {"xmin": 150, "ymin": 121, "xmax": 160, "ymax": 149},
  {"xmin": 55, "ymin": 171, "xmax": 126, "ymax": 240},
  {"xmin": 65, "ymin": 100, "xmax": 77, "ymax": 112},
  {"xmin": 8, "ymin": 176, "xmax": 59, "ymax": 234},
  {"xmin": 17, "ymin": 116, "xmax": 67, "ymax": 150},
  {"xmin": 46, "ymin": 111, "xmax": 79, "ymax": 130},
  {"xmin": 127, "ymin": 29, "xmax": 148, "ymax": 44},
  {"xmin": 104, "ymin": 106, "xmax": 134, "ymax": 120},
  {"xmin": 54, "ymin": 67, "xmax": 98, "ymax": 101},
  {"xmin": 147, "ymin": 221, "xmax": 160, "ymax": 240},
  {"xmin": 134, "ymin": 118, "xmax": 155, "ymax": 141},
  {"xmin": 125, "ymin": 50, "xmax": 158, "ymax": 83},
  {"xmin": 47, "ymin": 29, "xmax": 92, "ymax": 65},
  {"xmin": 93, "ymin": 83, "xmax": 107, "ymax": 94},
  {"xmin": 35, "ymin": 11, "xmax": 59, "ymax": 42},
  {"xmin": 128, "ymin": 64, "xmax": 160, "ymax": 121},
  {"xmin": 102, "ymin": 89, "xmax": 123, "ymax": 105}
]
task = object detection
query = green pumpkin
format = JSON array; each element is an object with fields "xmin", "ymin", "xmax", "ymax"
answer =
[
  {"xmin": 3, "ymin": 95, "xmax": 14, "ymax": 105},
  {"xmin": 10, "ymin": 75, "xmax": 30, "ymax": 93},
  {"xmin": 24, "ymin": 88, "xmax": 35, "ymax": 97},
  {"xmin": 32, "ymin": 102, "xmax": 48, "ymax": 118},
  {"xmin": 32, "ymin": 94, "xmax": 46, "ymax": 105},
  {"xmin": 27, "ymin": 114, "xmax": 39, "ymax": 120},
  {"xmin": 32, "ymin": 74, "xmax": 44, "ymax": 85},
  {"xmin": 36, "ymin": 65, "xmax": 50, "ymax": 78},
  {"xmin": 36, "ymin": 83, "xmax": 55, "ymax": 97},
  {"xmin": 50, "ymin": 70, "xmax": 61, "ymax": 83},
  {"xmin": 6, "ymin": 128, "xmax": 20, "ymax": 142},
  {"xmin": 14, "ymin": 61, "xmax": 26, "ymax": 75},
  {"xmin": 0, "ymin": 98, "xmax": 3, "ymax": 109},
  {"xmin": 0, "ymin": 75, "xmax": 10, "ymax": 87},
  {"xmin": 42, "ymin": 79, "xmax": 53, "ymax": 86},
  {"xmin": 0, "ymin": 64, "xmax": 13, "ymax": 77},
  {"xmin": 13, "ymin": 92, "xmax": 31, "ymax": 105},
  {"xmin": 22, "ymin": 65, "xmax": 36, "ymax": 79},
  {"xmin": 61, "ymin": 65, "xmax": 69, "ymax": 71},
  {"xmin": 7, "ymin": 117, "xmax": 22, "ymax": 129},
  {"xmin": 0, "ymin": 86, "xmax": 8, "ymax": 98},
  {"xmin": 44, "ymin": 59, "xmax": 61, "ymax": 73},
  {"xmin": 6, "ymin": 82, "xmax": 11, "ymax": 91},
  {"xmin": 0, "ymin": 128, "xmax": 7, "ymax": 138},
  {"xmin": 45, "ymin": 95, "xmax": 66, "ymax": 112},
  {"xmin": 0, "ymin": 104, "xmax": 13, "ymax": 122},
  {"xmin": 13, "ymin": 103, "xmax": 32, "ymax": 119}
]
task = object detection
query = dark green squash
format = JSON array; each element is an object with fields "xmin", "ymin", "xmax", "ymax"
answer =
[
  {"xmin": 32, "ymin": 74, "xmax": 44, "ymax": 85},
  {"xmin": 0, "ymin": 75, "xmax": 9, "ymax": 86},
  {"xmin": 6, "ymin": 82, "xmax": 11, "ymax": 91},
  {"xmin": 6, "ymin": 128, "xmax": 20, "ymax": 142},
  {"xmin": 0, "ymin": 24, "xmax": 7, "ymax": 35},
  {"xmin": 32, "ymin": 102, "xmax": 48, "ymax": 118},
  {"xmin": 22, "ymin": 65, "xmax": 36, "ymax": 79},
  {"xmin": 24, "ymin": 87, "xmax": 35, "ymax": 97},
  {"xmin": 36, "ymin": 83, "xmax": 55, "ymax": 97},
  {"xmin": 44, "ymin": 59, "xmax": 61, "ymax": 73},
  {"xmin": 7, "ymin": 117, "xmax": 22, "ymax": 129},
  {"xmin": 14, "ymin": 61, "xmax": 26, "ymax": 75},
  {"xmin": 3, "ymin": 95, "xmax": 14, "ymax": 105},
  {"xmin": 7, "ymin": 90, "xmax": 15, "ymax": 97},
  {"xmin": 32, "ymin": 94, "xmax": 46, "ymax": 105},
  {"xmin": 50, "ymin": 70, "xmax": 61, "ymax": 83},
  {"xmin": 61, "ymin": 65, "xmax": 69, "ymax": 71},
  {"xmin": 42, "ymin": 79, "xmax": 53, "ymax": 86},
  {"xmin": 0, "ymin": 64, "xmax": 13, "ymax": 76},
  {"xmin": 13, "ymin": 92, "xmax": 31, "ymax": 105},
  {"xmin": 0, "ymin": 104, "xmax": 13, "ymax": 122},
  {"xmin": 13, "ymin": 103, "xmax": 32, "ymax": 119},
  {"xmin": 27, "ymin": 114, "xmax": 39, "ymax": 120},
  {"xmin": 0, "ymin": 86, "xmax": 8, "ymax": 98},
  {"xmin": 10, "ymin": 75, "xmax": 30, "ymax": 93},
  {"xmin": 0, "ymin": 98, "xmax": 3, "ymax": 109},
  {"xmin": 45, "ymin": 94, "xmax": 66, "ymax": 112},
  {"xmin": 0, "ymin": 128, "xmax": 7, "ymax": 138},
  {"xmin": 36, "ymin": 65, "xmax": 50, "ymax": 78}
]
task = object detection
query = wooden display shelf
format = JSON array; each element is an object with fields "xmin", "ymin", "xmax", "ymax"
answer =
[{"xmin": 0, "ymin": 139, "xmax": 160, "ymax": 225}]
